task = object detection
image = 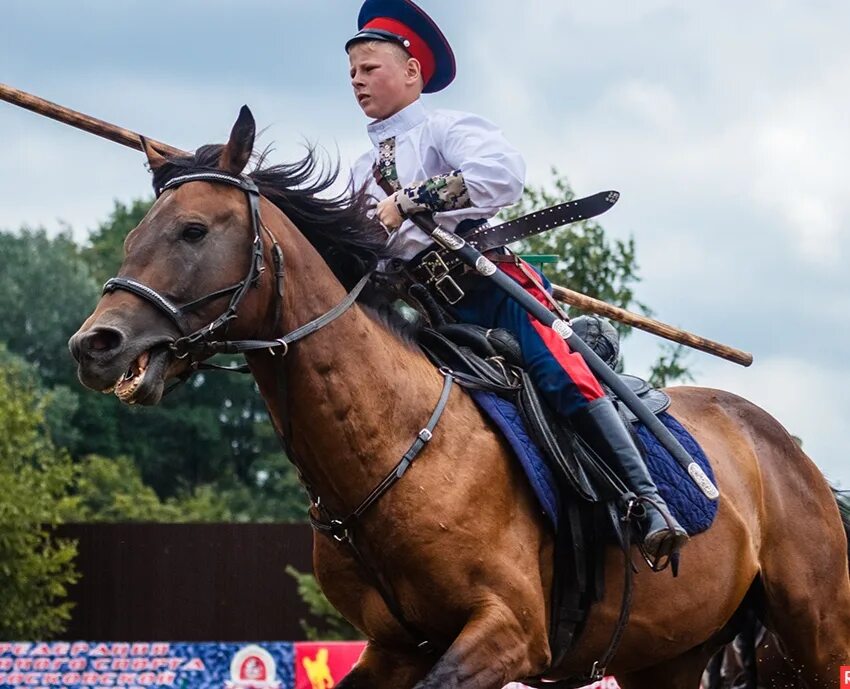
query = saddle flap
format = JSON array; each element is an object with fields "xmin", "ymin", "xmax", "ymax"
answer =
[{"xmin": 606, "ymin": 374, "xmax": 671, "ymax": 423}]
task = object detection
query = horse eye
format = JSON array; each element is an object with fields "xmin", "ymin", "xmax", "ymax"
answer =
[{"xmin": 181, "ymin": 224, "xmax": 208, "ymax": 242}]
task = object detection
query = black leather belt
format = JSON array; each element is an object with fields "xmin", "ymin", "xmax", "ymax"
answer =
[
  {"xmin": 405, "ymin": 190, "xmax": 619, "ymax": 304},
  {"xmin": 406, "ymin": 218, "xmax": 488, "ymax": 304}
]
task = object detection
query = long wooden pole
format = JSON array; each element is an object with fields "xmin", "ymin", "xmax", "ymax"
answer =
[
  {"xmin": 551, "ymin": 285, "xmax": 752, "ymax": 366},
  {"xmin": 1, "ymin": 81, "xmax": 753, "ymax": 367},
  {"xmin": 0, "ymin": 82, "xmax": 185, "ymax": 157}
]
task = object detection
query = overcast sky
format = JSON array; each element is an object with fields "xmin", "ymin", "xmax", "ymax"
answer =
[{"xmin": 3, "ymin": 1, "xmax": 848, "ymax": 486}]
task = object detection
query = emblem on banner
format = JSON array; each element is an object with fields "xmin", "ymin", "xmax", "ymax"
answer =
[{"xmin": 226, "ymin": 644, "xmax": 281, "ymax": 689}]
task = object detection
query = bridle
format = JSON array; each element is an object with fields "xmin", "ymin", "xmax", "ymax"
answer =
[{"xmin": 101, "ymin": 170, "xmax": 372, "ymax": 371}]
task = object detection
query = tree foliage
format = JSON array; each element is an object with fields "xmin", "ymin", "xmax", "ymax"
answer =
[
  {"xmin": 285, "ymin": 566, "xmax": 363, "ymax": 641},
  {"xmin": 0, "ymin": 347, "xmax": 77, "ymax": 639},
  {"xmin": 82, "ymin": 198, "xmax": 153, "ymax": 285},
  {"xmin": 0, "ymin": 212, "xmax": 309, "ymax": 522},
  {"xmin": 0, "ymin": 229, "xmax": 99, "ymax": 387}
]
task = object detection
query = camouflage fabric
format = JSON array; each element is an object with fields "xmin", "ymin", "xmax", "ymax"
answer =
[
  {"xmin": 396, "ymin": 170, "xmax": 471, "ymax": 216},
  {"xmin": 377, "ymin": 137, "xmax": 401, "ymax": 191}
]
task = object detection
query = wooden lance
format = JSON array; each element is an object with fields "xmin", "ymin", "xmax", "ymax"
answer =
[{"xmin": 0, "ymin": 81, "xmax": 752, "ymax": 368}]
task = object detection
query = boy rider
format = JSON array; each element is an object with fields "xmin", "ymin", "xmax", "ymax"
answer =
[{"xmin": 346, "ymin": 0, "xmax": 687, "ymax": 560}]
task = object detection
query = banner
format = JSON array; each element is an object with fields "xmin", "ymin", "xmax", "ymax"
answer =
[
  {"xmin": 0, "ymin": 642, "xmax": 619, "ymax": 689},
  {"xmin": 0, "ymin": 642, "xmax": 293, "ymax": 689}
]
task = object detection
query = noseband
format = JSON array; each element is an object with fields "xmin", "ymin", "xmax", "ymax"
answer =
[{"xmin": 102, "ymin": 170, "xmax": 372, "ymax": 368}]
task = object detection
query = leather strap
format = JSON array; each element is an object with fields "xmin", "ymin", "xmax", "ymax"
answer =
[
  {"xmin": 310, "ymin": 372, "xmax": 454, "ymax": 542},
  {"xmin": 171, "ymin": 270, "xmax": 373, "ymax": 357},
  {"xmin": 467, "ymin": 191, "xmax": 619, "ymax": 252},
  {"xmin": 309, "ymin": 372, "xmax": 455, "ymax": 652}
]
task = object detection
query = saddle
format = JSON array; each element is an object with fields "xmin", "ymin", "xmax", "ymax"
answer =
[{"xmin": 418, "ymin": 318, "xmax": 671, "ymax": 501}]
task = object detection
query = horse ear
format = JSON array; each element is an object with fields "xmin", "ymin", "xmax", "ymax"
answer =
[
  {"xmin": 140, "ymin": 136, "xmax": 168, "ymax": 170},
  {"xmin": 219, "ymin": 105, "xmax": 255, "ymax": 175}
]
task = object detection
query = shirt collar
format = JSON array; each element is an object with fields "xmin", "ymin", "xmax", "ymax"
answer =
[{"xmin": 367, "ymin": 99, "xmax": 427, "ymax": 146}]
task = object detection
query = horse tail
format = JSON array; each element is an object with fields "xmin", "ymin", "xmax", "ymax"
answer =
[{"xmin": 832, "ymin": 486, "xmax": 850, "ymax": 563}]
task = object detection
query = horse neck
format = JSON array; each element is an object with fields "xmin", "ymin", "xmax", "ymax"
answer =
[{"xmin": 246, "ymin": 203, "xmax": 440, "ymax": 513}]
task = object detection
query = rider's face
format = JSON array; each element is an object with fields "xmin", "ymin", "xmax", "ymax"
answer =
[{"xmin": 348, "ymin": 41, "xmax": 422, "ymax": 120}]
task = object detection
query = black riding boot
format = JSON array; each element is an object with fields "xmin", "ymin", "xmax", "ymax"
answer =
[{"xmin": 574, "ymin": 396, "xmax": 688, "ymax": 560}]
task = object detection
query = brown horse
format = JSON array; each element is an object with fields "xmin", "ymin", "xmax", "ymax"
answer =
[{"xmin": 69, "ymin": 108, "xmax": 850, "ymax": 689}]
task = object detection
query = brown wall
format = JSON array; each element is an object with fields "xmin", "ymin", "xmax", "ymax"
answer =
[{"xmin": 56, "ymin": 523, "xmax": 315, "ymax": 641}]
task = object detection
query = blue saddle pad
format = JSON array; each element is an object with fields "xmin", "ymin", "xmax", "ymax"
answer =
[{"xmin": 469, "ymin": 391, "xmax": 717, "ymax": 536}]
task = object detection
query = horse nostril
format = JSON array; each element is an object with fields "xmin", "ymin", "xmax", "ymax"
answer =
[{"xmin": 71, "ymin": 327, "xmax": 126, "ymax": 360}]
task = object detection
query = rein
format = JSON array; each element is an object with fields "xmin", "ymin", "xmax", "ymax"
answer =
[{"xmin": 101, "ymin": 170, "xmax": 372, "ymax": 377}]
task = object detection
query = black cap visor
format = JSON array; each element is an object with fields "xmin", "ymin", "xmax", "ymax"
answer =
[{"xmin": 345, "ymin": 28, "xmax": 412, "ymax": 53}]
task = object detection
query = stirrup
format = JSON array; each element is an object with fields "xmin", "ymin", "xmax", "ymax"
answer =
[
  {"xmin": 632, "ymin": 495, "xmax": 688, "ymax": 574},
  {"xmin": 638, "ymin": 531, "xmax": 686, "ymax": 574}
]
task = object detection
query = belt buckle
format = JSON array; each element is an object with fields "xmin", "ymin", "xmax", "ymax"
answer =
[
  {"xmin": 418, "ymin": 251, "xmax": 464, "ymax": 304},
  {"xmin": 419, "ymin": 251, "xmax": 450, "ymax": 280},
  {"xmin": 434, "ymin": 274, "xmax": 464, "ymax": 304}
]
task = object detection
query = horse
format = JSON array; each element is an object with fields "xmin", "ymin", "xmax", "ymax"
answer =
[{"xmin": 69, "ymin": 107, "xmax": 850, "ymax": 689}]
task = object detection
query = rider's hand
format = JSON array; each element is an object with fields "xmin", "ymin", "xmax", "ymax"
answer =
[{"xmin": 376, "ymin": 195, "xmax": 405, "ymax": 232}]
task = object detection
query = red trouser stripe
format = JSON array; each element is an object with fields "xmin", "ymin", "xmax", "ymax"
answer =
[{"xmin": 499, "ymin": 261, "xmax": 604, "ymax": 403}]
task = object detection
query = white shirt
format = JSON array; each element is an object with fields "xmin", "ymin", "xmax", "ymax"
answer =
[{"xmin": 351, "ymin": 99, "xmax": 526, "ymax": 260}]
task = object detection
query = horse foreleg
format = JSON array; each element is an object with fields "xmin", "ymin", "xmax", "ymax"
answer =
[
  {"xmin": 336, "ymin": 642, "xmax": 433, "ymax": 689},
  {"xmin": 411, "ymin": 600, "xmax": 550, "ymax": 689}
]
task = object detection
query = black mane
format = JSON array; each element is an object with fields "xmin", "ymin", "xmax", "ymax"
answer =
[{"xmin": 151, "ymin": 144, "xmax": 391, "ymax": 288}]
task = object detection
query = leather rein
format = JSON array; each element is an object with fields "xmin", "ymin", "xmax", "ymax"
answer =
[{"xmin": 102, "ymin": 171, "xmax": 371, "ymax": 371}]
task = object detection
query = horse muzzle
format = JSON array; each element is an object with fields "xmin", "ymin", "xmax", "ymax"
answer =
[{"xmin": 69, "ymin": 326, "xmax": 177, "ymax": 405}]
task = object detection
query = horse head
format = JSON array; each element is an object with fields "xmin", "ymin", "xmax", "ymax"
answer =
[{"xmin": 69, "ymin": 107, "xmax": 272, "ymax": 405}]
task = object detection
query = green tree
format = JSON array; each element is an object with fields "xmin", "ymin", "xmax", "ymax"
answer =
[
  {"xmin": 82, "ymin": 198, "xmax": 153, "ymax": 285},
  {"xmin": 57, "ymin": 454, "xmax": 255, "ymax": 522},
  {"xmin": 0, "ymin": 229, "xmax": 99, "ymax": 387},
  {"xmin": 0, "ymin": 347, "xmax": 77, "ymax": 639},
  {"xmin": 647, "ymin": 343, "xmax": 695, "ymax": 389},
  {"xmin": 0, "ymin": 216, "xmax": 309, "ymax": 521},
  {"xmin": 285, "ymin": 566, "xmax": 363, "ymax": 641}
]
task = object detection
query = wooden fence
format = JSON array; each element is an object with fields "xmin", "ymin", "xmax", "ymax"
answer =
[{"xmin": 56, "ymin": 523, "xmax": 315, "ymax": 641}]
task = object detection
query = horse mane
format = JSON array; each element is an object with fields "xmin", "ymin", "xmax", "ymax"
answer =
[{"xmin": 150, "ymin": 144, "xmax": 392, "ymax": 289}]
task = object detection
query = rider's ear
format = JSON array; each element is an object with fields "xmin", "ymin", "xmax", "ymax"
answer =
[
  {"xmin": 219, "ymin": 105, "xmax": 255, "ymax": 176},
  {"xmin": 140, "ymin": 136, "xmax": 168, "ymax": 170}
]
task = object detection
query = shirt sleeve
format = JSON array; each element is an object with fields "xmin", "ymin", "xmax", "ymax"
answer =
[
  {"xmin": 441, "ymin": 111, "xmax": 526, "ymax": 209},
  {"xmin": 397, "ymin": 111, "xmax": 526, "ymax": 215}
]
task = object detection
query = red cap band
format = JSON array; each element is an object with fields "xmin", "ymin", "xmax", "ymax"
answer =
[{"xmin": 363, "ymin": 17, "xmax": 436, "ymax": 88}]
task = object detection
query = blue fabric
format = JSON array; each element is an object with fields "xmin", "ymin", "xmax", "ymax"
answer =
[
  {"xmin": 634, "ymin": 411, "xmax": 718, "ymax": 535},
  {"xmin": 452, "ymin": 270, "xmax": 598, "ymax": 417},
  {"xmin": 470, "ymin": 394, "xmax": 717, "ymax": 536},
  {"xmin": 0, "ymin": 642, "xmax": 294, "ymax": 689}
]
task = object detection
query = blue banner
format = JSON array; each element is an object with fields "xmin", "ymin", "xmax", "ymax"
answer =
[{"xmin": 0, "ymin": 642, "xmax": 294, "ymax": 689}]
